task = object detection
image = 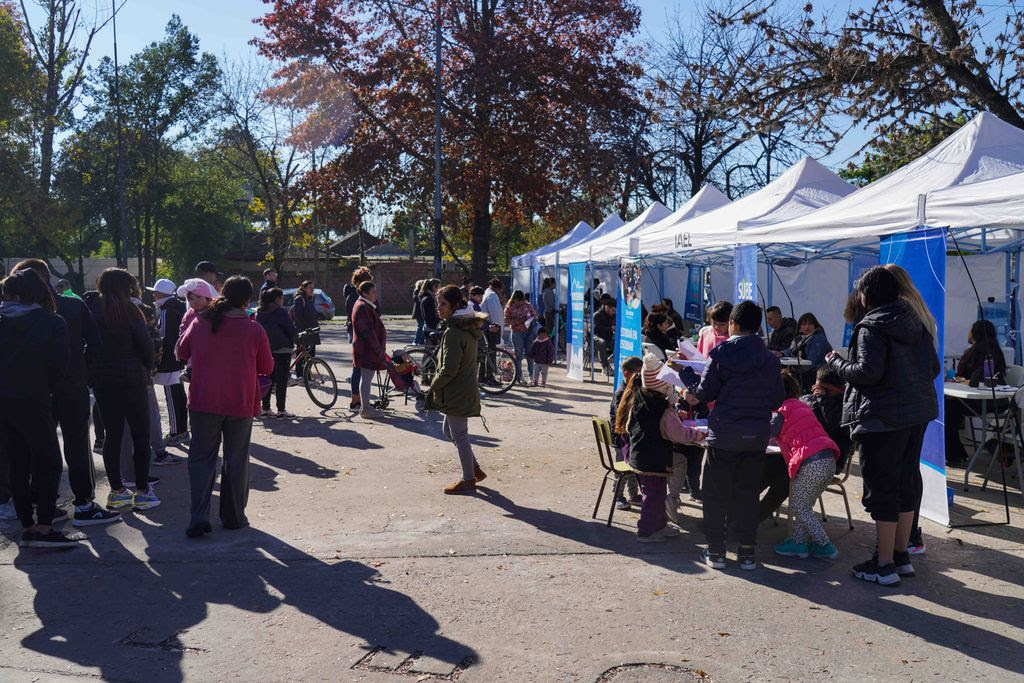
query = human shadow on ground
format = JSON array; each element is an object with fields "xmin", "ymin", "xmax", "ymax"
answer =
[
  {"xmin": 13, "ymin": 520, "xmax": 477, "ymax": 682},
  {"xmin": 475, "ymin": 487, "xmax": 703, "ymax": 576},
  {"xmin": 259, "ymin": 417, "xmax": 384, "ymax": 452}
]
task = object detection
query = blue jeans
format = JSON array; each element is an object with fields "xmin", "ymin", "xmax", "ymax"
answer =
[
  {"xmin": 350, "ymin": 366, "xmax": 362, "ymax": 404},
  {"xmin": 512, "ymin": 331, "xmax": 534, "ymax": 381},
  {"xmin": 414, "ymin": 319, "xmax": 425, "ymax": 345}
]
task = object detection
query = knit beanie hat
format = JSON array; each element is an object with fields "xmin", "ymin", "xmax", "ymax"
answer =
[{"xmin": 641, "ymin": 353, "xmax": 672, "ymax": 397}]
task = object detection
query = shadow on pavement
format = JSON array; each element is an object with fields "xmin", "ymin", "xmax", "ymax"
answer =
[{"xmin": 13, "ymin": 521, "xmax": 477, "ymax": 682}]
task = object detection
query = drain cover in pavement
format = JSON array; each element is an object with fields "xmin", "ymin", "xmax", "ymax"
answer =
[{"xmin": 596, "ymin": 663, "xmax": 712, "ymax": 682}]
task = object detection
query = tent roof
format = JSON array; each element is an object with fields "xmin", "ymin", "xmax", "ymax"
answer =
[
  {"xmin": 556, "ymin": 187, "xmax": 729, "ymax": 265},
  {"xmin": 510, "ymin": 220, "xmax": 593, "ymax": 268},
  {"xmin": 542, "ymin": 201, "xmax": 673, "ymax": 265},
  {"xmin": 589, "ymin": 211, "xmax": 626, "ymax": 240},
  {"xmin": 737, "ymin": 112, "xmax": 1024, "ymax": 249},
  {"xmin": 637, "ymin": 158, "xmax": 856, "ymax": 261}
]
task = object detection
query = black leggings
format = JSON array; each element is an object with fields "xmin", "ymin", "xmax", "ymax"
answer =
[
  {"xmin": 263, "ymin": 353, "xmax": 291, "ymax": 412},
  {"xmin": 93, "ymin": 383, "xmax": 150, "ymax": 491},
  {"xmin": 0, "ymin": 399, "xmax": 62, "ymax": 527}
]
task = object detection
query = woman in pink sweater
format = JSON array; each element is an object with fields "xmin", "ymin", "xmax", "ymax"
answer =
[
  {"xmin": 771, "ymin": 371, "xmax": 841, "ymax": 560},
  {"xmin": 177, "ymin": 276, "xmax": 273, "ymax": 538}
]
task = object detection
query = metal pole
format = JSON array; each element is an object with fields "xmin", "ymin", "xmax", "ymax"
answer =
[
  {"xmin": 112, "ymin": 0, "xmax": 128, "ymax": 269},
  {"xmin": 554, "ymin": 254, "xmax": 560, "ymax": 363},
  {"xmin": 432, "ymin": 2, "xmax": 443, "ymax": 279}
]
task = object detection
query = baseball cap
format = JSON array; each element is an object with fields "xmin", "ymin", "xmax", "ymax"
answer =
[
  {"xmin": 146, "ymin": 278, "xmax": 177, "ymax": 296},
  {"xmin": 176, "ymin": 278, "xmax": 218, "ymax": 300},
  {"xmin": 194, "ymin": 261, "xmax": 224, "ymax": 279}
]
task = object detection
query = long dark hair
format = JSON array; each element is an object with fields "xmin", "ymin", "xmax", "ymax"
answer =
[
  {"xmin": 797, "ymin": 312, "xmax": 823, "ymax": 333},
  {"xmin": 2, "ymin": 269, "xmax": 55, "ymax": 311},
  {"xmin": 259, "ymin": 287, "xmax": 283, "ymax": 311},
  {"xmin": 208, "ymin": 276, "xmax": 253, "ymax": 333},
  {"xmin": 97, "ymin": 268, "xmax": 143, "ymax": 327},
  {"xmin": 437, "ymin": 284, "xmax": 467, "ymax": 311},
  {"xmin": 644, "ymin": 312, "xmax": 668, "ymax": 333}
]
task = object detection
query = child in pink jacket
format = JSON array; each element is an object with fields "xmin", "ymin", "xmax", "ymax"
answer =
[{"xmin": 772, "ymin": 371, "xmax": 841, "ymax": 560}]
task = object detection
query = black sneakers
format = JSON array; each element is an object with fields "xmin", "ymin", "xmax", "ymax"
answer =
[
  {"xmin": 853, "ymin": 557, "xmax": 901, "ymax": 586},
  {"xmin": 892, "ymin": 550, "xmax": 916, "ymax": 577},
  {"xmin": 702, "ymin": 547, "xmax": 727, "ymax": 569},
  {"xmin": 19, "ymin": 529, "xmax": 82, "ymax": 549},
  {"xmin": 72, "ymin": 503, "xmax": 121, "ymax": 527},
  {"xmin": 737, "ymin": 545, "xmax": 757, "ymax": 571}
]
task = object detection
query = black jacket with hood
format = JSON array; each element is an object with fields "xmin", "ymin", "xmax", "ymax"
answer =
[
  {"xmin": 55, "ymin": 292, "xmax": 101, "ymax": 387},
  {"xmin": 695, "ymin": 333, "xmax": 785, "ymax": 451},
  {"xmin": 85, "ymin": 295, "xmax": 155, "ymax": 387},
  {"xmin": 0, "ymin": 303, "xmax": 70, "ymax": 408},
  {"xmin": 155, "ymin": 295, "xmax": 187, "ymax": 373},
  {"xmin": 827, "ymin": 299, "xmax": 940, "ymax": 431}
]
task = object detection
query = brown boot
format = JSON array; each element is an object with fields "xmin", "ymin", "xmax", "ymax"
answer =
[
  {"xmin": 444, "ymin": 480, "xmax": 477, "ymax": 495},
  {"xmin": 474, "ymin": 465, "xmax": 487, "ymax": 483}
]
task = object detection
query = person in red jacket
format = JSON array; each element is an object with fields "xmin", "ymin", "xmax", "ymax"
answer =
[
  {"xmin": 351, "ymin": 280, "xmax": 387, "ymax": 419},
  {"xmin": 771, "ymin": 371, "xmax": 841, "ymax": 560},
  {"xmin": 177, "ymin": 276, "xmax": 273, "ymax": 538}
]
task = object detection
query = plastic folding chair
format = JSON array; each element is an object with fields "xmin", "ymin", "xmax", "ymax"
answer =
[{"xmin": 591, "ymin": 417, "xmax": 639, "ymax": 527}]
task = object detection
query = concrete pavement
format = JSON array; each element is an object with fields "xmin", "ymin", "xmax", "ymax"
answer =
[{"xmin": 1, "ymin": 319, "xmax": 1023, "ymax": 682}]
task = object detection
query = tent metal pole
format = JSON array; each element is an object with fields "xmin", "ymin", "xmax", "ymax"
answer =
[
  {"xmin": 588, "ymin": 260, "xmax": 595, "ymax": 382},
  {"xmin": 554, "ymin": 254, "xmax": 561, "ymax": 364}
]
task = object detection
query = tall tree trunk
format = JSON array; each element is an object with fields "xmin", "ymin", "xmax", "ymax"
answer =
[
  {"xmin": 470, "ymin": 179, "xmax": 492, "ymax": 282},
  {"xmin": 144, "ymin": 206, "xmax": 153, "ymax": 285},
  {"xmin": 135, "ymin": 211, "xmax": 143, "ymax": 280}
]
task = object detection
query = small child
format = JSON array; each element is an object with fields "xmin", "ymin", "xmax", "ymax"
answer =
[
  {"xmin": 801, "ymin": 366, "xmax": 850, "ymax": 464},
  {"xmin": 685, "ymin": 300, "xmax": 784, "ymax": 570},
  {"xmin": 773, "ymin": 371, "xmax": 842, "ymax": 560},
  {"xmin": 617, "ymin": 356, "xmax": 704, "ymax": 542},
  {"xmin": 609, "ymin": 356, "xmax": 643, "ymax": 509},
  {"xmin": 527, "ymin": 327, "xmax": 555, "ymax": 386}
]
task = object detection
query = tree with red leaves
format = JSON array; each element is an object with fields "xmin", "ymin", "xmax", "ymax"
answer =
[{"xmin": 256, "ymin": 0, "xmax": 641, "ymax": 281}]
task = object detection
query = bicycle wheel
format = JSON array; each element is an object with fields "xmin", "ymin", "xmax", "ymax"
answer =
[
  {"xmin": 404, "ymin": 346, "xmax": 438, "ymax": 387},
  {"xmin": 304, "ymin": 357, "xmax": 339, "ymax": 409},
  {"xmin": 480, "ymin": 347, "xmax": 517, "ymax": 395}
]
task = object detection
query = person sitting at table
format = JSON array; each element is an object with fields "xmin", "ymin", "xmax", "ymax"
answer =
[
  {"xmin": 945, "ymin": 319, "xmax": 1008, "ymax": 466},
  {"xmin": 765, "ymin": 306, "xmax": 798, "ymax": 353},
  {"xmin": 696, "ymin": 301, "xmax": 731, "ymax": 357},
  {"xmin": 593, "ymin": 295, "xmax": 616, "ymax": 376},
  {"xmin": 783, "ymin": 313, "xmax": 833, "ymax": 390},
  {"xmin": 662, "ymin": 298, "xmax": 686, "ymax": 332},
  {"xmin": 643, "ymin": 313, "xmax": 675, "ymax": 356}
]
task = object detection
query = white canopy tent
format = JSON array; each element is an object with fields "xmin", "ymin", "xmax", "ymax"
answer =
[
  {"xmin": 537, "ymin": 201, "xmax": 672, "ymax": 266},
  {"xmin": 733, "ymin": 112, "xmax": 1024, "ymax": 253},
  {"xmin": 555, "ymin": 187, "xmax": 730, "ymax": 266},
  {"xmin": 510, "ymin": 219, "xmax": 593, "ymax": 269},
  {"xmin": 637, "ymin": 158, "xmax": 857, "ymax": 262}
]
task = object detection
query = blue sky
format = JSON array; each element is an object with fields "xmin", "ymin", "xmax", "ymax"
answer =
[{"xmin": 23, "ymin": 0, "xmax": 866, "ymax": 168}]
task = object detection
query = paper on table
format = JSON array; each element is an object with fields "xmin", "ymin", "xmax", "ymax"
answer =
[
  {"xmin": 676, "ymin": 338, "xmax": 706, "ymax": 361},
  {"xmin": 656, "ymin": 362, "xmax": 687, "ymax": 390}
]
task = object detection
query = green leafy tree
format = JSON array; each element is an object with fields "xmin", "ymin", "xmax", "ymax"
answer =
[{"xmin": 839, "ymin": 114, "xmax": 967, "ymax": 187}]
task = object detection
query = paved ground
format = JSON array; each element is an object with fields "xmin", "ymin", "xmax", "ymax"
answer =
[{"xmin": 2, "ymin": 319, "xmax": 1023, "ymax": 682}]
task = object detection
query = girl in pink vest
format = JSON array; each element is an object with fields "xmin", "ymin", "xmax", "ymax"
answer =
[{"xmin": 772, "ymin": 371, "xmax": 841, "ymax": 560}]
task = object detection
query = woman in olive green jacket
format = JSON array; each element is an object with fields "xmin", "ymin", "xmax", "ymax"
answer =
[{"xmin": 426, "ymin": 285, "xmax": 489, "ymax": 494}]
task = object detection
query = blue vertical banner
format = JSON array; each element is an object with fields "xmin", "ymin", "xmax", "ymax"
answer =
[
  {"xmin": 881, "ymin": 227, "xmax": 947, "ymax": 526},
  {"xmin": 684, "ymin": 265, "xmax": 703, "ymax": 321},
  {"xmin": 843, "ymin": 254, "xmax": 877, "ymax": 347},
  {"xmin": 567, "ymin": 263, "xmax": 586, "ymax": 381},
  {"xmin": 733, "ymin": 245, "xmax": 757, "ymax": 303},
  {"xmin": 614, "ymin": 258, "xmax": 644, "ymax": 390}
]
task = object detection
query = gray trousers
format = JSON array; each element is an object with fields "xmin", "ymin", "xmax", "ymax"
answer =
[
  {"xmin": 188, "ymin": 410, "xmax": 253, "ymax": 529},
  {"xmin": 358, "ymin": 366, "xmax": 375, "ymax": 408},
  {"xmin": 442, "ymin": 415, "xmax": 477, "ymax": 482}
]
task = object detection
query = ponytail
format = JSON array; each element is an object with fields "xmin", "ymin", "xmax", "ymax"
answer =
[
  {"xmin": 206, "ymin": 276, "xmax": 253, "ymax": 333},
  {"xmin": 613, "ymin": 373, "xmax": 641, "ymax": 435}
]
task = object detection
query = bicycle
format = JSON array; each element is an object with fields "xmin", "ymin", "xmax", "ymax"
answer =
[
  {"xmin": 404, "ymin": 328, "xmax": 517, "ymax": 395},
  {"xmin": 289, "ymin": 327, "xmax": 339, "ymax": 409}
]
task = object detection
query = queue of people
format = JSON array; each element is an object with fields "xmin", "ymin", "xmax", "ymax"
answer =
[{"xmin": 0, "ymin": 259, "xmax": 276, "ymax": 548}]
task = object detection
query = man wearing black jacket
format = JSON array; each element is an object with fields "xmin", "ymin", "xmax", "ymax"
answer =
[
  {"xmin": 765, "ymin": 306, "xmax": 797, "ymax": 353},
  {"xmin": 148, "ymin": 279, "xmax": 189, "ymax": 445},
  {"xmin": 12, "ymin": 259, "xmax": 118, "ymax": 527}
]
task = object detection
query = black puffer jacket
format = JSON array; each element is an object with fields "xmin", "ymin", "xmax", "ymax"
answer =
[
  {"xmin": 695, "ymin": 333, "xmax": 785, "ymax": 451},
  {"xmin": 256, "ymin": 303, "xmax": 297, "ymax": 352},
  {"xmin": 827, "ymin": 299, "xmax": 940, "ymax": 430},
  {"xmin": 0, "ymin": 304, "xmax": 69, "ymax": 408},
  {"xmin": 85, "ymin": 296, "xmax": 155, "ymax": 387},
  {"xmin": 626, "ymin": 388, "xmax": 673, "ymax": 474},
  {"xmin": 56, "ymin": 293, "xmax": 101, "ymax": 386},
  {"xmin": 156, "ymin": 295, "xmax": 186, "ymax": 373}
]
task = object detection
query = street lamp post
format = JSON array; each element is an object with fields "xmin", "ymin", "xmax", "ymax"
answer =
[
  {"xmin": 432, "ymin": 1, "xmax": 443, "ymax": 279},
  {"xmin": 234, "ymin": 197, "xmax": 249, "ymax": 275}
]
